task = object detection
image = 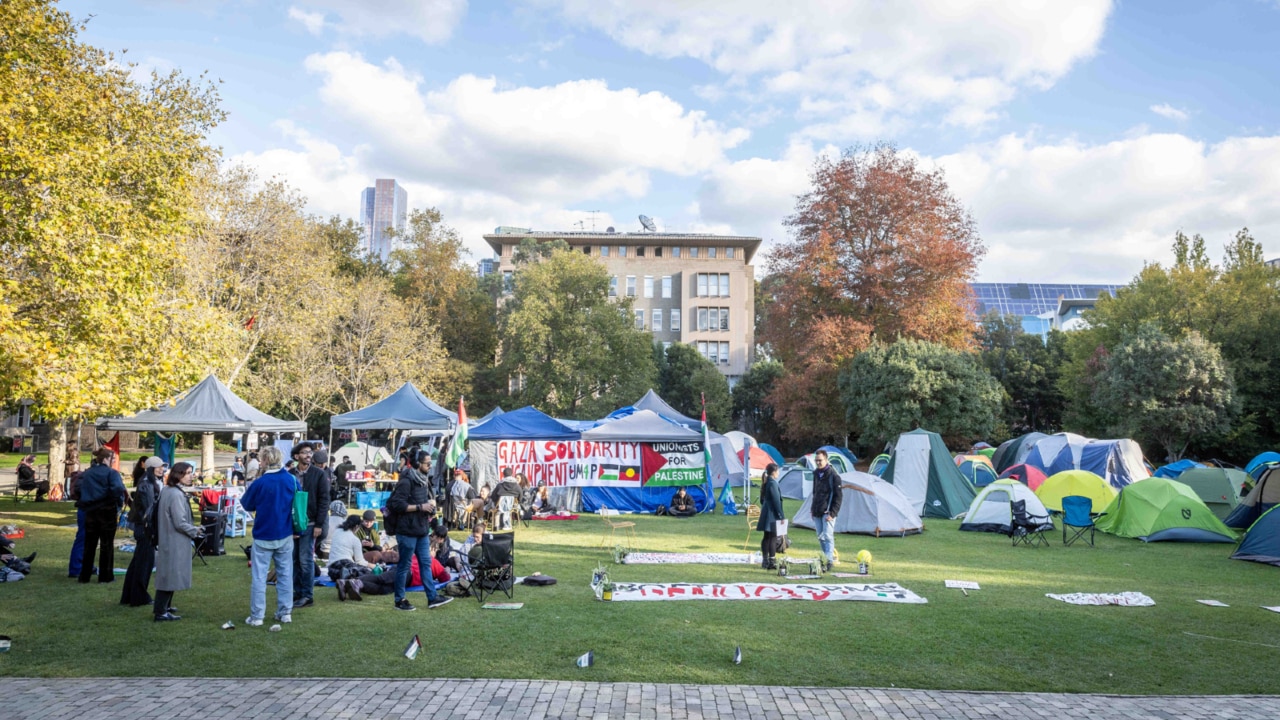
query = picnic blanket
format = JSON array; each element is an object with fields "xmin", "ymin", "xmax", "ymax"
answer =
[
  {"xmin": 1046, "ymin": 592, "xmax": 1155, "ymax": 607},
  {"xmin": 605, "ymin": 581, "xmax": 927, "ymax": 603},
  {"xmin": 620, "ymin": 552, "xmax": 762, "ymax": 565},
  {"xmin": 531, "ymin": 513, "xmax": 579, "ymax": 521}
]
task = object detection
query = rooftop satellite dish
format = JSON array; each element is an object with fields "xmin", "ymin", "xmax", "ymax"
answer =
[
  {"xmin": 639, "ymin": 214, "xmax": 657, "ymax": 232},
  {"xmin": 606, "ymin": 226, "xmax": 616, "ymax": 233}
]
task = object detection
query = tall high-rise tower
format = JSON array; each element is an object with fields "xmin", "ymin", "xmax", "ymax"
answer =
[{"xmin": 359, "ymin": 179, "xmax": 408, "ymax": 261}]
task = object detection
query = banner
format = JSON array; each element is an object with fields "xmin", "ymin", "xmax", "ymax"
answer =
[
  {"xmin": 495, "ymin": 439, "xmax": 704, "ymax": 488},
  {"xmin": 606, "ymin": 581, "xmax": 928, "ymax": 603}
]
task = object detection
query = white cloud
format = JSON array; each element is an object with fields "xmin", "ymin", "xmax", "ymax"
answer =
[
  {"xmin": 1150, "ymin": 103, "xmax": 1190, "ymax": 121},
  {"xmin": 288, "ymin": 0, "xmax": 467, "ymax": 43},
  {"xmin": 542, "ymin": 0, "xmax": 1114, "ymax": 138}
]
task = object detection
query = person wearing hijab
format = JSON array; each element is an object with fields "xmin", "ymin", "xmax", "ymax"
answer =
[
  {"xmin": 120, "ymin": 457, "xmax": 163, "ymax": 607},
  {"xmin": 153, "ymin": 462, "xmax": 203, "ymax": 622}
]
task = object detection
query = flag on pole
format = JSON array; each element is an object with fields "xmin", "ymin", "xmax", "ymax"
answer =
[
  {"xmin": 446, "ymin": 397, "xmax": 468, "ymax": 469},
  {"xmin": 701, "ymin": 394, "xmax": 715, "ymax": 512}
]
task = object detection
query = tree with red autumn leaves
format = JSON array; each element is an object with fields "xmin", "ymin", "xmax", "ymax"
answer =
[{"xmin": 762, "ymin": 143, "xmax": 984, "ymax": 444}]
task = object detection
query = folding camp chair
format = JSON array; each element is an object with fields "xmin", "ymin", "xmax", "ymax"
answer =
[
  {"xmin": 597, "ymin": 506, "xmax": 636, "ymax": 548},
  {"xmin": 1061, "ymin": 495, "xmax": 1095, "ymax": 546},
  {"xmin": 742, "ymin": 504, "xmax": 761, "ymax": 551},
  {"xmin": 470, "ymin": 532, "xmax": 514, "ymax": 603},
  {"xmin": 1010, "ymin": 500, "xmax": 1051, "ymax": 547}
]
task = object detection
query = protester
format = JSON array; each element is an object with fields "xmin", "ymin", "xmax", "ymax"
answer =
[
  {"xmin": 231, "ymin": 456, "xmax": 245, "ymax": 484},
  {"xmin": 16, "ymin": 454, "xmax": 49, "ymax": 502},
  {"xmin": 448, "ymin": 469, "xmax": 477, "ymax": 528},
  {"xmin": 76, "ymin": 448, "xmax": 128, "ymax": 584},
  {"xmin": 809, "ymin": 449, "xmax": 842, "ymax": 571},
  {"xmin": 289, "ymin": 442, "xmax": 330, "ymax": 609},
  {"xmin": 757, "ymin": 463, "xmax": 784, "ymax": 570},
  {"xmin": 240, "ymin": 446, "xmax": 296, "ymax": 627},
  {"xmin": 245, "ymin": 451, "xmax": 260, "ymax": 481},
  {"xmin": 328, "ymin": 515, "xmax": 372, "ymax": 569},
  {"xmin": 354, "ymin": 510, "xmax": 383, "ymax": 563},
  {"xmin": 387, "ymin": 451, "xmax": 452, "ymax": 611},
  {"xmin": 320, "ymin": 500, "xmax": 347, "ymax": 558},
  {"xmin": 517, "ymin": 473, "xmax": 536, "ymax": 520},
  {"xmin": 532, "ymin": 484, "xmax": 557, "ymax": 515},
  {"xmin": 120, "ymin": 457, "xmax": 162, "ymax": 607},
  {"xmin": 66, "ymin": 468, "xmax": 88, "ymax": 578},
  {"xmin": 153, "ymin": 462, "xmax": 203, "ymax": 622},
  {"xmin": 334, "ymin": 455, "xmax": 356, "ymax": 501},
  {"xmin": 668, "ymin": 487, "xmax": 696, "ymax": 517}
]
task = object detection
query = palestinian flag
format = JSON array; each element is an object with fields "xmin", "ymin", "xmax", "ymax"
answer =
[{"xmin": 446, "ymin": 397, "xmax": 467, "ymax": 469}]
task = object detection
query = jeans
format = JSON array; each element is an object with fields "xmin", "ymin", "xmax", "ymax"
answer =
[
  {"xmin": 814, "ymin": 514, "xmax": 836, "ymax": 563},
  {"xmin": 394, "ymin": 534, "xmax": 438, "ymax": 604},
  {"xmin": 293, "ymin": 525, "xmax": 316, "ymax": 601},
  {"xmin": 251, "ymin": 540, "xmax": 294, "ymax": 621},
  {"xmin": 68, "ymin": 509, "xmax": 87, "ymax": 577}
]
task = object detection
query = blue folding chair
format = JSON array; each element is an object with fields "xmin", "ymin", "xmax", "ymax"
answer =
[{"xmin": 1062, "ymin": 495, "xmax": 1095, "ymax": 546}]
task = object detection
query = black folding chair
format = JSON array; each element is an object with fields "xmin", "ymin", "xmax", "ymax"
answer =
[
  {"xmin": 470, "ymin": 532, "xmax": 514, "ymax": 603},
  {"xmin": 1061, "ymin": 495, "xmax": 1096, "ymax": 546},
  {"xmin": 1010, "ymin": 500, "xmax": 1051, "ymax": 548}
]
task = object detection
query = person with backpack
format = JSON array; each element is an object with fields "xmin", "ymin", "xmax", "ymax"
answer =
[
  {"xmin": 120, "ymin": 457, "xmax": 162, "ymax": 607},
  {"xmin": 387, "ymin": 450, "xmax": 452, "ymax": 611},
  {"xmin": 240, "ymin": 446, "xmax": 297, "ymax": 627}
]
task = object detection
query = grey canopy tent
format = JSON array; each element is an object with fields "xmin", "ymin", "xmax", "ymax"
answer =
[
  {"xmin": 330, "ymin": 382, "xmax": 456, "ymax": 431},
  {"xmin": 579, "ymin": 410, "xmax": 701, "ymax": 443},
  {"xmin": 95, "ymin": 374, "xmax": 306, "ymax": 434}
]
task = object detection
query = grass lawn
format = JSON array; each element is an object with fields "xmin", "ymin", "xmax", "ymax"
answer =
[
  {"xmin": 0, "ymin": 494, "xmax": 1276, "ymax": 692},
  {"xmin": 0, "ymin": 451, "xmax": 171, "ymax": 471}
]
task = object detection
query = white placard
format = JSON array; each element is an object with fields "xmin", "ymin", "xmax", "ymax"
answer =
[
  {"xmin": 246, "ymin": 432, "xmax": 259, "ymax": 451},
  {"xmin": 775, "ymin": 519, "xmax": 788, "ymax": 537},
  {"xmin": 1197, "ymin": 599, "xmax": 1230, "ymax": 607},
  {"xmin": 1263, "ymin": 606, "xmax": 1280, "ymax": 614},
  {"xmin": 945, "ymin": 580, "xmax": 980, "ymax": 590}
]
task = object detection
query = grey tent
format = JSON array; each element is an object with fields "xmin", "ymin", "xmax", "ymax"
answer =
[
  {"xmin": 471, "ymin": 407, "xmax": 505, "ymax": 426},
  {"xmin": 610, "ymin": 390, "xmax": 747, "ymax": 488},
  {"xmin": 580, "ymin": 410, "xmax": 702, "ymax": 442},
  {"xmin": 96, "ymin": 374, "xmax": 306, "ymax": 434},
  {"xmin": 778, "ymin": 465, "xmax": 812, "ymax": 500},
  {"xmin": 330, "ymin": 382, "xmax": 455, "ymax": 431}
]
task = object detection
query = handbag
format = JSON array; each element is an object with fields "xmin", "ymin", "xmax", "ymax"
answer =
[{"xmin": 292, "ymin": 489, "xmax": 310, "ymax": 534}]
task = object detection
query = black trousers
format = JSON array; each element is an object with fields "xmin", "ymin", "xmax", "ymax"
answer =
[
  {"xmin": 154, "ymin": 589, "xmax": 175, "ymax": 617},
  {"xmin": 120, "ymin": 533, "xmax": 155, "ymax": 607},
  {"xmin": 761, "ymin": 530, "xmax": 777, "ymax": 568},
  {"xmin": 79, "ymin": 506, "xmax": 119, "ymax": 583}
]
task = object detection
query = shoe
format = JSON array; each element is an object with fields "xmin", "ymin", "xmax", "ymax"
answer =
[
  {"xmin": 292, "ymin": 597, "xmax": 314, "ymax": 609},
  {"xmin": 22, "ymin": 552, "xmax": 36, "ymax": 563},
  {"xmin": 427, "ymin": 596, "xmax": 453, "ymax": 609},
  {"xmin": 165, "ymin": 607, "xmax": 179, "ymax": 615},
  {"xmin": 154, "ymin": 612, "xmax": 181, "ymax": 622},
  {"xmin": 395, "ymin": 599, "xmax": 417, "ymax": 611},
  {"xmin": 245, "ymin": 616, "xmax": 263, "ymax": 627},
  {"xmin": 347, "ymin": 579, "xmax": 363, "ymax": 602},
  {"xmin": 276, "ymin": 614, "xmax": 292, "ymax": 624},
  {"xmin": 336, "ymin": 580, "xmax": 348, "ymax": 602}
]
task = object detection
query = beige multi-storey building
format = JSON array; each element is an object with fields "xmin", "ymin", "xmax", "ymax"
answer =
[{"xmin": 483, "ymin": 228, "xmax": 761, "ymax": 386}]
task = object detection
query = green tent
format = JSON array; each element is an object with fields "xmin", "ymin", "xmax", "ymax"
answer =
[
  {"xmin": 882, "ymin": 428, "xmax": 975, "ymax": 519},
  {"xmin": 1175, "ymin": 467, "xmax": 1245, "ymax": 521},
  {"xmin": 1095, "ymin": 478, "xmax": 1237, "ymax": 543}
]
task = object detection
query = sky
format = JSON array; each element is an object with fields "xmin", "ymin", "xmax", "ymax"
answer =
[{"xmin": 59, "ymin": 0, "xmax": 1280, "ymax": 282}]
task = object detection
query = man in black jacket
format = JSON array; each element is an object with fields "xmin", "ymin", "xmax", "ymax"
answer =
[
  {"xmin": 290, "ymin": 442, "xmax": 330, "ymax": 608},
  {"xmin": 809, "ymin": 450, "xmax": 842, "ymax": 572},
  {"xmin": 387, "ymin": 451, "xmax": 452, "ymax": 611},
  {"xmin": 75, "ymin": 448, "xmax": 127, "ymax": 584}
]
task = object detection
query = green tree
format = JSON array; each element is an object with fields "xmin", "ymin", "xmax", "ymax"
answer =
[
  {"xmin": 1093, "ymin": 324, "xmax": 1236, "ymax": 462},
  {"xmin": 498, "ymin": 249, "xmax": 656, "ymax": 417},
  {"xmin": 0, "ymin": 0, "xmax": 225, "ymax": 485},
  {"xmin": 977, "ymin": 314, "xmax": 1068, "ymax": 434},
  {"xmin": 319, "ymin": 215, "xmax": 389, "ymax": 282},
  {"xmin": 839, "ymin": 339, "xmax": 1003, "ymax": 449},
  {"xmin": 657, "ymin": 343, "xmax": 731, "ymax": 432},
  {"xmin": 732, "ymin": 359, "xmax": 785, "ymax": 446}
]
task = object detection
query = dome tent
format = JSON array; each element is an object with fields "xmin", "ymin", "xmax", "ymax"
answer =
[
  {"xmin": 881, "ymin": 429, "xmax": 975, "ymax": 519},
  {"xmin": 992, "ymin": 432, "xmax": 1048, "ymax": 473},
  {"xmin": 1225, "ymin": 467, "xmax": 1280, "ymax": 529},
  {"xmin": 1231, "ymin": 506, "xmax": 1280, "ymax": 567},
  {"xmin": 790, "ymin": 471, "xmax": 923, "ymax": 537},
  {"xmin": 1094, "ymin": 478, "xmax": 1236, "ymax": 543},
  {"xmin": 777, "ymin": 465, "xmax": 812, "ymax": 500},
  {"xmin": 1035, "ymin": 470, "xmax": 1117, "ymax": 514},
  {"xmin": 1175, "ymin": 467, "xmax": 1245, "ymax": 521},
  {"xmin": 960, "ymin": 479, "xmax": 1054, "ymax": 535},
  {"xmin": 956, "ymin": 456, "xmax": 998, "ymax": 488},
  {"xmin": 1000, "ymin": 464, "xmax": 1049, "ymax": 492}
]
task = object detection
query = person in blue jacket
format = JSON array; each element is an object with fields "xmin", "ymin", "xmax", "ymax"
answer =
[
  {"xmin": 240, "ymin": 446, "xmax": 298, "ymax": 627},
  {"xmin": 75, "ymin": 448, "xmax": 127, "ymax": 584}
]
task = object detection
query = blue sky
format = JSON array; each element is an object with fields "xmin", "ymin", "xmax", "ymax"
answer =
[{"xmin": 60, "ymin": 0, "xmax": 1280, "ymax": 282}]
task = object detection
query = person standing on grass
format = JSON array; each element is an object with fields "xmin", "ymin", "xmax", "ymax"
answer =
[
  {"xmin": 153, "ymin": 463, "xmax": 203, "ymax": 622},
  {"xmin": 289, "ymin": 442, "xmax": 330, "ymax": 610},
  {"xmin": 120, "ymin": 457, "xmax": 162, "ymax": 607},
  {"xmin": 388, "ymin": 450, "xmax": 452, "ymax": 611},
  {"xmin": 757, "ymin": 463, "xmax": 784, "ymax": 570},
  {"xmin": 240, "ymin": 446, "xmax": 297, "ymax": 627},
  {"xmin": 809, "ymin": 449, "xmax": 842, "ymax": 572},
  {"xmin": 76, "ymin": 448, "xmax": 127, "ymax": 584}
]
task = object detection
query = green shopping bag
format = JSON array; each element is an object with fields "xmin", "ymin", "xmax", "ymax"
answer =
[{"xmin": 292, "ymin": 490, "xmax": 310, "ymax": 534}]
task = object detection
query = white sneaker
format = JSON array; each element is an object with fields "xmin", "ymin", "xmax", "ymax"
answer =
[
  {"xmin": 245, "ymin": 616, "xmax": 263, "ymax": 627},
  {"xmin": 275, "ymin": 613, "xmax": 292, "ymax": 624}
]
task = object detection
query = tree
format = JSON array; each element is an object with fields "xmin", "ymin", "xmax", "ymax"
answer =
[
  {"xmin": 0, "ymin": 1, "xmax": 225, "ymax": 485},
  {"xmin": 839, "ymin": 339, "xmax": 1003, "ymax": 450},
  {"xmin": 498, "ymin": 249, "xmax": 656, "ymax": 417},
  {"xmin": 764, "ymin": 143, "xmax": 984, "ymax": 443},
  {"xmin": 1092, "ymin": 324, "xmax": 1237, "ymax": 462},
  {"xmin": 977, "ymin": 314, "xmax": 1068, "ymax": 435},
  {"xmin": 657, "ymin": 343, "xmax": 731, "ymax": 432},
  {"xmin": 732, "ymin": 360, "xmax": 785, "ymax": 447}
]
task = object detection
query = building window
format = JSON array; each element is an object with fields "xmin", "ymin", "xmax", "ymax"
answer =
[
  {"xmin": 698, "ymin": 341, "xmax": 708, "ymax": 359},
  {"xmin": 689, "ymin": 247, "xmax": 699, "ymax": 258},
  {"xmin": 634, "ymin": 309, "xmax": 645, "ymax": 330},
  {"xmin": 698, "ymin": 307, "xmax": 709, "ymax": 332},
  {"xmin": 583, "ymin": 246, "xmax": 591, "ymax": 255},
  {"xmin": 726, "ymin": 247, "xmax": 735, "ymax": 259},
  {"xmin": 708, "ymin": 342, "xmax": 719, "ymax": 364},
  {"xmin": 671, "ymin": 247, "xmax": 681, "ymax": 258},
  {"xmin": 619, "ymin": 246, "xmax": 627, "ymax": 257},
  {"xmin": 697, "ymin": 274, "xmax": 708, "ymax": 297},
  {"xmin": 644, "ymin": 276, "xmax": 654, "ymax": 298},
  {"xmin": 609, "ymin": 276, "xmax": 618, "ymax": 298},
  {"xmin": 661, "ymin": 275, "xmax": 672, "ymax": 299},
  {"xmin": 502, "ymin": 271, "xmax": 514, "ymax": 294},
  {"xmin": 719, "ymin": 273, "xmax": 730, "ymax": 297},
  {"xmin": 654, "ymin": 247, "xmax": 663, "ymax": 257},
  {"xmin": 636, "ymin": 246, "xmax": 645, "ymax": 257},
  {"xmin": 708, "ymin": 247, "xmax": 718, "ymax": 259},
  {"xmin": 626, "ymin": 276, "xmax": 636, "ymax": 297},
  {"xmin": 652, "ymin": 309, "xmax": 662, "ymax": 332},
  {"xmin": 696, "ymin": 273, "xmax": 730, "ymax": 298},
  {"xmin": 601, "ymin": 245, "xmax": 610, "ymax": 257},
  {"xmin": 719, "ymin": 307, "xmax": 729, "ymax": 331},
  {"xmin": 720, "ymin": 341, "xmax": 730, "ymax": 364},
  {"xmin": 670, "ymin": 308, "xmax": 681, "ymax": 332}
]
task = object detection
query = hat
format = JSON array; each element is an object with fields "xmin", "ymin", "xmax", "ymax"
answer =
[
  {"xmin": 144, "ymin": 456, "xmax": 165, "ymax": 469},
  {"xmin": 362, "ymin": 510, "xmax": 377, "ymax": 522},
  {"xmin": 314, "ymin": 449, "xmax": 329, "ymax": 465}
]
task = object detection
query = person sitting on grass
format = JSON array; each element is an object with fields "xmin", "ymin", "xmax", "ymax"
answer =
[
  {"xmin": 532, "ymin": 484, "xmax": 557, "ymax": 515},
  {"xmin": 354, "ymin": 510, "xmax": 384, "ymax": 563},
  {"xmin": 329, "ymin": 515, "xmax": 372, "ymax": 570},
  {"xmin": 668, "ymin": 487, "xmax": 696, "ymax": 517}
]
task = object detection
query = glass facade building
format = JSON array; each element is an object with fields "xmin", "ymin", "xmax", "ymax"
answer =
[
  {"xmin": 359, "ymin": 179, "xmax": 408, "ymax": 261},
  {"xmin": 970, "ymin": 283, "xmax": 1123, "ymax": 336}
]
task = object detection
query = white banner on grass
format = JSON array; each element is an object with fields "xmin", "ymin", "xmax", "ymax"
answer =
[
  {"xmin": 620, "ymin": 552, "xmax": 762, "ymax": 565},
  {"xmin": 608, "ymin": 582, "xmax": 927, "ymax": 603}
]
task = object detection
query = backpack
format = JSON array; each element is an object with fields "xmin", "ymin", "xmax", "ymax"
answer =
[
  {"xmin": 382, "ymin": 503, "xmax": 399, "ymax": 536},
  {"xmin": 145, "ymin": 499, "xmax": 161, "ymax": 547}
]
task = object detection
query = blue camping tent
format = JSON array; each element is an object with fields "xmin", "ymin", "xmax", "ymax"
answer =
[
  {"xmin": 1154, "ymin": 458, "xmax": 1205, "ymax": 479},
  {"xmin": 1231, "ymin": 506, "xmax": 1280, "ymax": 567},
  {"xmin": 469, "ymin": 406, "xmax": 579, "ymax": 440},
  {"xmin": 758, "ymin": 443, "xmax": 785, "ymax": 466},
  {"xmin": 957, "ymin": 458, "xmax": 998, "ymax": 488},
  {"xmin": 1225, "ymin": 468, "xmax": 1280, "ymax": 529},
  {"xmin": 1246, "ymin": 451, "xmax": 1280, "ymax": 481},
  {"xmin": 820, "ymin": 445, "xmax": 858, "ymax": 467}
]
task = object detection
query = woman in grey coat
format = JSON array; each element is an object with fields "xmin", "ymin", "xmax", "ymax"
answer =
[{"xmin": 154, "ymin": 462, "xmax": 203, "ymax": 622}]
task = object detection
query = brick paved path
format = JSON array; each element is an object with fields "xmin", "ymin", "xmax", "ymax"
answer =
[{"xmin": 7, "ymin": 678, "xmax": 1279, "ymax": 719}]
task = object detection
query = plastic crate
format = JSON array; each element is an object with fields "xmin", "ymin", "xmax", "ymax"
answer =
[{"xmin": 356, "ymin": 491, "xmax": 391, "ymax": 511}]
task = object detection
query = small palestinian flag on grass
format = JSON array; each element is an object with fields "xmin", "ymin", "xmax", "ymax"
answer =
[{"xmin": 404, "ymin": 634, "xmax": 421, "ymax": 660}]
